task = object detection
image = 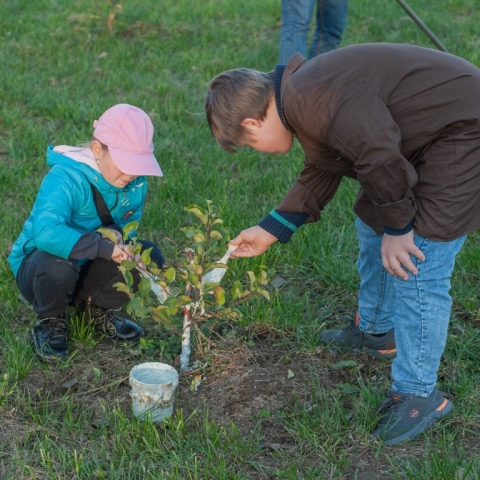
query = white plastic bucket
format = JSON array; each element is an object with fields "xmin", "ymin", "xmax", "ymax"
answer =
[{"xmin": 129, "ymin": 362, "xmax": 179, "ymax": 422}]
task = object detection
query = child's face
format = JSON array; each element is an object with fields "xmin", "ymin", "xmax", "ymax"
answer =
[{"xmin": 98, "ymin": 150, "xmax": 138, "ymax": 188}]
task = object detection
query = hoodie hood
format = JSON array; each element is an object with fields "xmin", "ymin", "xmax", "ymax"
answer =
[
  {"xmin": 52, "ymin": 145, "xmax": 100, "ymax": 172},
  {"xmin": 46, "ymin": 145, "xmax": 146, "ymax": 193}
]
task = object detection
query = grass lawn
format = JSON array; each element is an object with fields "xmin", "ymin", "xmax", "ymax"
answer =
[{"xmin": 0, "ymin": 0, "xmax": 479, "ymax": 478}]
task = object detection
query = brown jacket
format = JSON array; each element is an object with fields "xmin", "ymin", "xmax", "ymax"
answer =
[{"xmin": 278, "ymin": 43, "xmax": 480, "ymax": 241}]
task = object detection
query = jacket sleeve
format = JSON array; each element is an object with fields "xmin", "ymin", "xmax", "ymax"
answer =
[
  {"xmin": 276, "ymin": 160, "xmax": 343, "ymax": 223},
  {"xmin": 31, "ymin": 168, "xmax": 86, "ymax": 258},
  {"xmin": 69, "ymin": 233, "xmax": 115, "ymax": 260},
  {"xmin": 327, "ymin": 84, "xmax": 418, "ymax": 230}
]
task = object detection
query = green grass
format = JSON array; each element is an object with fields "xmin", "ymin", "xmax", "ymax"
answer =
[{"xmin": 1, "ymin": 0, "xmax": 480, "ymax": 478}]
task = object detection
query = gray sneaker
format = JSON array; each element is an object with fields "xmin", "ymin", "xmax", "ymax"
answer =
[
  {"xmin": 319, "ymin": 313, "xmax": 396, "ymax": 359},
  {"xmin": 372, "ymin": 388, "xmax": 452, "ymax": 445}
]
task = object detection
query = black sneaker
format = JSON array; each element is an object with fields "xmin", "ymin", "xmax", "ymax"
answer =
[
  {"xmin": 32, "ymin": 317, "xmax": 69, "ymax": 363},
  {"xmin": 319, "ymin": 313, "xmax": 396, "ymax": 359},
  {"xmin": 81, "ymin": 304, "xmax": 143, "ymax": 342},
  {"xmin": 371, "ymin": 388, "xmax": 452, "ymax": 445}
]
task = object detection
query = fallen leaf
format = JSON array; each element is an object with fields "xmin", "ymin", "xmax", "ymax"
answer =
[
  {"xmin": 271, "ymin": 276, "xmax": 287, "ymax": 288},
  {"xmin": 62, "ymin": 378, "xmax": 79, "ymax": 389},
  {"xmin": 190, "ymin": 374, "xmax": 203, "ymax": 391},
  {"xmin": 327, "ymin": 360, "xmax": 358, "ymax": 370}
]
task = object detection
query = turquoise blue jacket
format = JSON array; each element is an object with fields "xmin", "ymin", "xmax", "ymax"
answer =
[{"xmin": 8, "ymin": 146, "xmax": 148, "ymax": 277}]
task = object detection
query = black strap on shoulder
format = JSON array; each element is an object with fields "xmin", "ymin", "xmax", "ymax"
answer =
[{"xmin": 90, "ymin": 183, "xmax": 114, "ymax": 227}]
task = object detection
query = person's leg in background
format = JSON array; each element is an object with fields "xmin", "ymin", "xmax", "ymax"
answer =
[
  {"xmin": 279, "ymin": 0, "xmax": 316, "ymax": 64},
  {"xmin": 309, "ymin": 0, "xmax": 348, "ymax": 56}
]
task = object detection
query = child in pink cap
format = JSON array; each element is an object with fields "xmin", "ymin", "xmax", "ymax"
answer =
[{"xmin": 8, "ymin": 104, "xmax": 164, "ymax": 363}]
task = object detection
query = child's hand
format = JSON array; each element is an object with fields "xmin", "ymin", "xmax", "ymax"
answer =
[
  {"xmin": 381, "ymin": 230, "xmax": 425, "ymax": 280},
  {"xmin": 111, "ymin": 244, "xmax": 134, "ymax": 264}
]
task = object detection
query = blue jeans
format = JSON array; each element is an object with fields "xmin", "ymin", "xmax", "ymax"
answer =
[
  {"xmin": 279, "ymin": 0, "xmax": 348, "ymax": 64},
  {"xmin": 355, "ymin": 217, "xmax": 466, "ymax": 397}
]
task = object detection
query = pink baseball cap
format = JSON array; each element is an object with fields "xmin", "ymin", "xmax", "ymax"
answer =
[{"xmin": 93, "ymin": 104, "xmax": 163, "ymax": 177}]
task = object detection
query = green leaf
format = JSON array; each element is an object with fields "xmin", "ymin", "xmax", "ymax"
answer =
[
  {"xmin": 214, "ymin": 286, "xmax": 225, "ymax": 306},
  {"xmin": 260, "ymin": 269, "xmax": 269, "ymax": 285},
  {"xmin": 140, "ymin": 247, "xmax": 152, "ymax": 266},
  {"xmin": 113, "ymin": 282, "xmax": 132, "ymax": 297},
  {"xmin": 138, "ymin": 276, "xmax": 151, "ymax": 297},
  {"xmin": 212, "ymin": 218, "xmax": 223, "ymax": 224},
  {"xmin": 151, "ymin": 306, "xmax": 173, "ymax": 324},
  {"xmin": 231, "ymin": 280, "xmax": 243, "ymax": 300},
  {"xmin": 120, "ymin": 260, "xmax": 137, "ymax": 271},
  {"xmin": 163, "ymin": 296, "xmax": 179, "ymax": 308},
  {"xmin": 96, "ymin": 227, "xmax": 118, "ymax": 244},
  {"xmin": 230, "ymin": 308, "xmax": 243, "ymax": 320},
  {"xmin": 209, "ymin": 230, "xmax": 223, "ymax": 240},
  {"xmin": 187, "ymin": 270, "xmax": 199, "ymax": 287},
  {"xmin": 163, "ymin": 267, "xmax": 176, "ymax": 283},
  {"xmin": 154, "ymin": 304, "xmax": 178, "ymax": 318},
  {"xmin": 177, "ymin": 295, "xmax": 194, "ymax": 307},
  {"xmin": 256, "ymin": 289, "xmax": 270, "ymax": 301},
  {"xmin": 247, "ymin": 271, "xmax": 255, "ymax": 289},
  {"xmin": 184, "ymin": 205, "xmax": 208, "ymax": 225},
  {"xmin": 123, "ymin": 269, "xmax": 134, "ymax": 287},
  {"xmin": 131, "ymin": 243, "xmax": 142, "ymax": 256},
  {"xmin": 122, "ymin": 221, "xmax": 138, "ymax": 240},
  {"xmin": 149, "ymin": 267, "xmax": 162, "ymax": 276},
  {"xmin": 188, "ymin": 264, "xmax": 203, "ymax": 276},
  {"xmin": 135, "ymin": 306, "xmax": 152, "ymax": 318},
  {"xmin": 127, "ymin": 296, "xmax": 144, "ymax": 315},
  {"xmin": 193, "ymin": 232, "xmax": 205, "ymax": 242}
]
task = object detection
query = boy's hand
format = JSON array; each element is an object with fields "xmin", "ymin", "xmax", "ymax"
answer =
[
  {"xmin": 381, "ymin": 231, "xmax": 425, "ymax": 280},
  {"xmin": 229, "ymin": 226, "xmax": 277, "ymax": 258}
]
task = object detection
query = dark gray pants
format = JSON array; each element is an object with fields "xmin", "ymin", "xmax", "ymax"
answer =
[{"xmin": 16, "ymin": 240, "xmax": 164, "ymax": 318}]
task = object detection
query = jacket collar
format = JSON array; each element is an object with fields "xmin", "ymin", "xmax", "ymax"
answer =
[
  {"xmin": 275, "ymin": 54, "xmax": 307, "ymax": 133},
  {"xmin": 274, "ymin": 64, "xmax": 292, "ymax": 132}
]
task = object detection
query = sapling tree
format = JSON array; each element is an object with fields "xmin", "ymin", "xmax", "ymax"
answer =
[{"xmin": 99, "ymin": 201, "xmax": 271, "ymax": 371}]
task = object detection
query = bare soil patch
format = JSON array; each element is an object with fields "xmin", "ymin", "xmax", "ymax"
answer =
[{"xmin": 3, "ymin": 322, "xmax": 477, "ymax": 479}]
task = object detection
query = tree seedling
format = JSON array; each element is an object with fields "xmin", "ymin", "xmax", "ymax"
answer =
[{"xmin": 98, "ymin": 200, "xmax": 272, "ymax": 371}]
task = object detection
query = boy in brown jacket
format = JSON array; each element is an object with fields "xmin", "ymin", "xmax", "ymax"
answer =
[{"xmin": 205, "ymin": 43, "xmax": 480, "ymax": 445}]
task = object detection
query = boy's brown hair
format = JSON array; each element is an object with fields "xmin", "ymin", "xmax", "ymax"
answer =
[{"xmin": 205, "ymin": 68, "xmax": 275, "ymax": 153}]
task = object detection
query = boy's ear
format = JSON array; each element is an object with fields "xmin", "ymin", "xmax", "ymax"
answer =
[{"xmin": 241, "ymin": 117, "xmax": 263, "ymax": 128}]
